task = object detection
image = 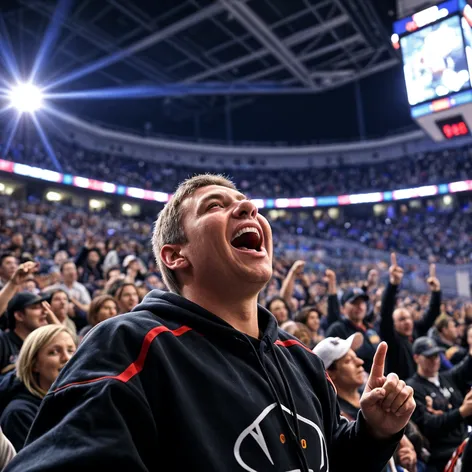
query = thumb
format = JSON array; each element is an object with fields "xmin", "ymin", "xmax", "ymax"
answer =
[{"xmin": 362, "ymin": 387, "xmax": 386, "ymax": 407}]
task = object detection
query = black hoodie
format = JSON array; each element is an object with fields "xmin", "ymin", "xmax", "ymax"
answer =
[
  {"xmin": 4, "ymin": 290, "xmax": 401, "ymax": 472},
  {"xmin": 0, "ymin": 382, "xmax": 41, "ymax": 452}
]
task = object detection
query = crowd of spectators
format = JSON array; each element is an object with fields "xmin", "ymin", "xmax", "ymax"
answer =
[
  {"xmin": 0, "ymin": 181, "xmax": 469, "ymax": 469},
  {"xmin": 2, "ymin": 137, "xmax": 471, "ymax": 197},
  {"xmin": 271, "ymin": 199, "xmax": 472, "ymax": 265},
  {"xmin": 0, "ymin": 136, "xmax": 471, "ymax": 469}
]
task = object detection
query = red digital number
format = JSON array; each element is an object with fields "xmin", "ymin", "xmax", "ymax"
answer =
[
  {"xmin": 442, "ymin": 124, "xmax": 453, "ymax": 139},
  {"xmin": 458, "ymin": 121, "xmax": 468, "ymax": 135},
  {"xmin": 442, "ymin": 121, "xmax": 469, "ymax": 139}
]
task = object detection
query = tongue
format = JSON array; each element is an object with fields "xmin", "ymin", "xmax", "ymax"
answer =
[{"xmin": 231, "ymin": 232, "xmax": 259, "ymax": 250}]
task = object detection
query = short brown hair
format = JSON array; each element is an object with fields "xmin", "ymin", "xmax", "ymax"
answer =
[
  {"xmin": 152, "ymin": 174, "xmax": 236, "ymax": 294},
  {"xmin": 87, "ymin": 295, "xmax": 117, "ymax": 327},
  {"xmin": 435, "ymin": 314, "xmax": 453, "ymax": 333}
]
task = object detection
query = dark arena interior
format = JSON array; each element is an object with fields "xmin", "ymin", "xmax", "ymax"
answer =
[{"xmin": 0, "ymin": 0, "xmax": 471, "ymax": 471}]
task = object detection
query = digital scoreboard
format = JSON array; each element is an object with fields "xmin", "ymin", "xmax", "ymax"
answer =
[{"xmin": 393, "ymin": 0, "xmax": 472, "ymax": 140}]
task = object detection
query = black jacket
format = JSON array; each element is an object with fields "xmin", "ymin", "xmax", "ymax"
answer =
[
  {"xmin": 406, "ymin": 354, "xmax": 472, "ymax": 470},
  {"xmin": 430, "ymin": 327, "xmax": 467, "ymax": 366},
  {"xmin": 325, "ymin": 318, "xmax": 379, "ymax": 371},
  {"xmin": 379, "ymin": 283, "xmax": 441, "ymax": 381},
  {"xmin": 5, "ymin": 290, "xmax": 401, "ymax": 472},
  {"xmin": 0, "ymin": 383, "xmax": 41, "ymax": 452},
  {"xmin": 0, "ymin": 331, "xmax": 23, "ymax": 374}
]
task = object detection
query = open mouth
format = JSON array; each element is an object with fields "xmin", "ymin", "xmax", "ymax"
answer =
[{"xmin": 230, "ymin": 226, "xmax": 263, "ymax": 252}]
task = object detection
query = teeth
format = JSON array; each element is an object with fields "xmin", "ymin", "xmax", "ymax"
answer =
[{"xmin": 231, "ymin": 226, "xmax": 259, "ymax": 242}]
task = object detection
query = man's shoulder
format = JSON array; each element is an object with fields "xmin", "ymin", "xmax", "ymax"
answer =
[
  {"xmin": 276, "ymin": 329, "xmax": 324, "ymax": 370},
  {"xmin": 73, "ymin": 281, "xmax": 88, "ymax": 292},
  {"xmin": 51, "ymin": 309, "xmax": 184, "ymax": 393},
  {"xmin": 325, "ymin": 320, "xmax": 349, "ymax": 336}
]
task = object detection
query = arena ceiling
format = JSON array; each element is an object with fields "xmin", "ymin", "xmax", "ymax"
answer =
[{"xmin": 1, "ymin": 0, "xmax": 413, "ymax": 143}]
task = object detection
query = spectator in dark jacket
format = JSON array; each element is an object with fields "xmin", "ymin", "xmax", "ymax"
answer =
[
  {"xmin": 407, "ymin": 337, "xmax": 472, "ymax": 472},
  {"xmin": 379, "ymin": 254, "xmax": 441, "ymax": 381},
  {"xmin": 325, "ymin": 287, "xmax": 378, "ymax": 371},
  {"xmin": 75, "ymin": 239, "xmax": 103, "ymax": 288},
  {"xmin": 431, "ymin": 315, "xmax": 467, "ymax": 366},
  {"xmin": 0, "ymin": 325, "xmax": 76, "ymax": 451}
]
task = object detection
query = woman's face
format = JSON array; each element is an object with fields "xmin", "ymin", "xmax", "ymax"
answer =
[
  {"xmin": 306, "ymin": 311, "xmax": 320, "ymax": 332},
  {"xmin": 34, "ymin": 332, "xmax": 76, "ymax": 392},
  {"xmin": 97, "ymin": 300, "xmax": 118, "ymax": 324},
  {"xmin": 118, "ymin": 285, "xmax": 139, "ymax": 312},
  {"xmin": 270, "ymin": 300, "xmax": 288, "ymax": 324}
]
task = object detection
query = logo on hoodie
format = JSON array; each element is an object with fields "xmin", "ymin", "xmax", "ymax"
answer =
[{"xmin": 233, "ymin": 403, "xmax": 328, "ymax": 471}]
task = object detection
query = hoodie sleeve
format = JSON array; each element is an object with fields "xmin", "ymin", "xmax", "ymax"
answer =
[
  {"xmin": 3, "ymin": 319, "xmax": 159, "ymax": 472},
  {"xmin": 326, "ymin": 294, "xmax": 341, "ymax": 327},
  {"xmin": 414, "ymin": 290, "xmax": 441, "ymax": 337},
  {"xmin": 379, "ymin": 283, "xmax": 399, "ymax": 345}
]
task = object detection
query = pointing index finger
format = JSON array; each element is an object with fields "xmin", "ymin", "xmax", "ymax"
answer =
[
  {"xmin": 430, "ymin": 264, "xmax": 436, "ymax": 278},
  {"xmin": 390, "ymin": 253, "xmax": 397, "ymax": 267},
  {"xmin": 369, "ymin": 341, "xmax": 387, "ymax": 381}
]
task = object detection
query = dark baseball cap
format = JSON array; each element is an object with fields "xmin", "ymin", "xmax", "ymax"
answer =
[
  {"xmin": 7, "ymin": 292, "xmax": 43, "ymax": 317},
  {"xmin": 412, "ymin": 337, "xmax": 445, "ymax": 357},
  {"xmin": 7, "ymin": 292, "xmax": 45, "ymax": 330},
  {"xmin": 341, "ymin": 287, "xmax": 369, "ymax": 306}
]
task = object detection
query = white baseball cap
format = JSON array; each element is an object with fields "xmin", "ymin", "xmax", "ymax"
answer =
[{"xmin": 312, "ymin": 333, "xmax": 363, "ymax": 369}]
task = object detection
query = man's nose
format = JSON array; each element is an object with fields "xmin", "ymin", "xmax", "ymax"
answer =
[{"xmin": 233, "ymin": 200, "xmax": 258, "ymax": 219}]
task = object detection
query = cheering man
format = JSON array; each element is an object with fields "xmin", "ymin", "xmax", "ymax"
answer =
[{"xmin": 5, "ymin": 175, "xmax": 415, "ymax": 472}]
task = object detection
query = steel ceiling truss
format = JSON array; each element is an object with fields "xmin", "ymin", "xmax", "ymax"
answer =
[{"xmin": 15, "ymin": 0, "xmax": 398, "ymax": 113}]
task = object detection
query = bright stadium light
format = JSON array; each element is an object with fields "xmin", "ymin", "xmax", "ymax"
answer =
[{"xmin": 8, "ymin": 83, "xmax": 44, "ymax": 113}]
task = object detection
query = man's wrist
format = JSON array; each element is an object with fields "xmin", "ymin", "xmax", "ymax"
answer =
[
  {"xmin": 360, "ymin": 413, "xmax": 400, "ymax": 441},
  {"xmin": 4, "ymin": 280, "xmax": 19, "ymax": 289}
]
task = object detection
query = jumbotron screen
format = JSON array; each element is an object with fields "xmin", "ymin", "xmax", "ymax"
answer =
[{"xmin": 401, "ymin": 14, "xmax": 471, "ymax": 106}]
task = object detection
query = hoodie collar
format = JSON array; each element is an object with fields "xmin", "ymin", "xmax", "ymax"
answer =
[{"xmin": 136, "ymin": 289, "xmax": 279, "ymax": 345}]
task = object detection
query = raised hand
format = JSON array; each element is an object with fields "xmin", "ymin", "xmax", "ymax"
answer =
[
  {"xmin": 41, "ymin": 301, "xmax": 61, "ymax": 325},
  {"xmin": 360, "ymin": 342, "xmax": 415, "ymax": 439},
  {"xmin": 389, "ymin": 253, "xmax": 404, "ymax": 286},
  {"xmin": 324, "ymin": 269, "xmax": 337, "ymax": 294},
  {"xmin": 459, "ymin": 388, "xmax": 472, "ymax": 418},
  {"xmin": 10, "ymin": 261, "xmax": 40, "ymax": 286},
  {"xmin": 426, "ymin": 264, "xmax": 440, "ymax": 292},
  {"xmin": 289, "ymin": 260, "xmax": 305, "ymax": 278}
]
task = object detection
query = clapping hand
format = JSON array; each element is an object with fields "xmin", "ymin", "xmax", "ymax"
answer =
[{"xmin": 360, "ymin": 342, "xmax": 416, "ymax": 439}]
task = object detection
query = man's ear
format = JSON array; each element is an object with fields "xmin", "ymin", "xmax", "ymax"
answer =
[
  {"xmin": 160, "ymin": 244, "xmax": 190, "ymax": 271},
  {"xmin": 14, "ymin": 311, "xmax": 24, "ymax": 325},
  {"xmin": 327, "ymin": 368, "xmax": 337, "ymax": 382}
]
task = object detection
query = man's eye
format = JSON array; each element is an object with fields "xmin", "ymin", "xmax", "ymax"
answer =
[{"xmin": 208, "ymin": 203, "xmax": 222, "ymax": 209}]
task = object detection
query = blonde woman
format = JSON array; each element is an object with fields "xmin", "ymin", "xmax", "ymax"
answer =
[{"xmin": 0, "ymin": 325, "xmax": 76, "ymax": 451}]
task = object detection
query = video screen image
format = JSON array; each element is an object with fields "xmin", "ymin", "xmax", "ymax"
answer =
[{"xmin": 401, "ymin": 15, "xmax": 470, "ymax": 106}]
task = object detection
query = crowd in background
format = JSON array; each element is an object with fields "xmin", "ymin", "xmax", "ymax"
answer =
[
  {"xmin": 0, "ymin": 138, "xmax": 470, "ymax": 470},
  {"xmin": 272, "ymin": 200, "xmax": 472, "ymax": 265},
  {"xmin": 2, "ymin": 137, "xmax": 471, "ymax": 197}
]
